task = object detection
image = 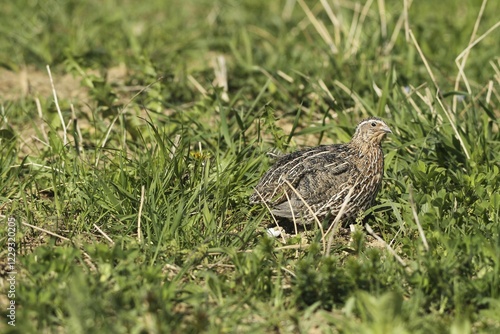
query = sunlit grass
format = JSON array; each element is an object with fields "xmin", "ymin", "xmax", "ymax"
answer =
[{"xmin": 0, "ymin": 0, "xmax": 499, "ymax": 332}]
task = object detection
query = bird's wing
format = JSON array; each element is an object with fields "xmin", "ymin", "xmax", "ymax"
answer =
[
  {"xmin": 251, "ymin": 145, "xmax": 355, "ymax": 206},
  {"xmin": 270, "ymin": 155, "xmax": 355, "ymax": 218}
]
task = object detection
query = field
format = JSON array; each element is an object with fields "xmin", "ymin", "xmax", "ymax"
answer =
[{"xmin": 1, "ymin": 0, "xmax": 499, "ymax": 332}]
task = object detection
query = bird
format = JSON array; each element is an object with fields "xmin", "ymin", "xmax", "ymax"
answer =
[{"xmin": 250, "ymin": 117, "xmax": 392, "ymax": 225}]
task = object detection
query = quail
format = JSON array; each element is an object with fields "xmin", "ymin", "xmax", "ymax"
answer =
[{"xmin": 250, "ymin": 117, "xmax": 392, "ymax": 224}]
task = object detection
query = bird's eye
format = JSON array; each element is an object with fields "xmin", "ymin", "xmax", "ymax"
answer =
[{"xmin": 371, "ymin": 122, "xmax": 376, "ymax": 127}]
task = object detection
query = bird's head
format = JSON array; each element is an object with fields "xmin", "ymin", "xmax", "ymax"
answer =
[{"xmin": 351, "ymin": 117, "xmax": 392, "ymax": 145}]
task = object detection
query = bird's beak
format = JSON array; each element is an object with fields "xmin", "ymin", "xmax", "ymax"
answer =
[{"xmin": 381, "ymin": 125, "xmax": 392, "ymax": 134}]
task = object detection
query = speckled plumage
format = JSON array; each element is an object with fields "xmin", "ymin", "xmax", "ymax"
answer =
[{"xmin": 250, "ymin": 117, "xmax": 392, "ymax": 224}]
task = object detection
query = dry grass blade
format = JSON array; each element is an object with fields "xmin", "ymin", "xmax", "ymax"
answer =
[
  {"xmin": 283, "ymin": 179, "xmax": 326, "ymax": 250},
  {"xmin": 346, "ymin": 0, "xmax": 373, "ymax": 57},
  {"xmin": 453, "ymin": 0, "xmax": 488, "ymax": 105},
  {"xmin": 71, "ymin": 103, "xmax": 84, "ymax": 157},
  {"xmin": 386, "ymin": 0, "xmax": 413, "ymax": 53},
  {"xmin": 277, "ymin": 70, "xmax": 294, "ymax": 83},
  {"xmin": 252, "ymin": 188, "xmax": 287, "ymax": 243},
  {"xmin": 403, "ymin": 0, "xmax": 411, "ymax": 40},
  {"xmin": 98, "ymin": 77, "xmax": 163, "ymax": 166},
  {"xmin": 456, "ymin": 23, "xmax": 500, "ymax": 75},
  {"xmin": 318, "ymin": 79, "xmax": 336, "ymax": 103},
  {"xmin": 408, "ymin": 185, "xmax": 429, "ymax": 252},
  {"xmin": 284, "ymin": 190, "xmax": 299, "ymax": 235},
  {"xmin": 22, "ymin": 221, "xmax": 70, "ymax": 241},
  {"xmin": 324, "ymin": 186, "xmax": 354, "ymax": 256},
  {"xmin": 169, "ymin": 134, "xmax": 181, "ymax": 160},
  {"xmin": 408, "ymin": 30, "xmax": 438, "ymax": 88},
  {"xmin": 21, "ymin": 221, "xmax": 97, "ymax": 271},
  {"xmin": 319, "ymin": 0, "xmax": 342, "ymax": 44},
  {"xmin": 297, "ymin": 0, "xmax": 338, "ymax": 54},
  {"xmin": 10, "ymin": 162, "xmax": 63, "ymax": 174},
  {"xmin": 46, "ymin": 65, "xmax": 67, "ymax": 146},
  {"xmin": 137, "ymin": 185, "xmax": 145, "ymax": 243},
  {"xmin": 486, "ymin": 80, "xmax": 493, "ymax": 104},
  {"xmin": 365, "ymin": 223, "xmax": 408, "ymax": 270},
  {"xmin": 34, "ymin": 97, "xmax": 49, "ymax": 145},
  {"xmin": 409, "ymin": 29, "xmax": 471, "ymax": 160},
  {"xmin": 213, "ymin": 55, "xmax": 229, "ymax": 102},
  {"xmin": 377, "ymin": 0, "xmax": 387, "ymax": 39},
  {"xmin": 93, "ymin": 224, "xmax": 115, "ymax": 245},
  {"xmin": 188, "ymin": 75, "xmax": 208, "ymax": 97}
]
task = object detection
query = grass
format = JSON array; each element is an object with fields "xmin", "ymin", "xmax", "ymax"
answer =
[{"xmin": 0, "ymin": 0, "xmax": 499, "ymax": 332}]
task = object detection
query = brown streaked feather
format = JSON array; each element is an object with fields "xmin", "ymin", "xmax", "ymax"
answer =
[{"xmin": 250, "ymin": 117, "xmax": 391, "ymax": 225}]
